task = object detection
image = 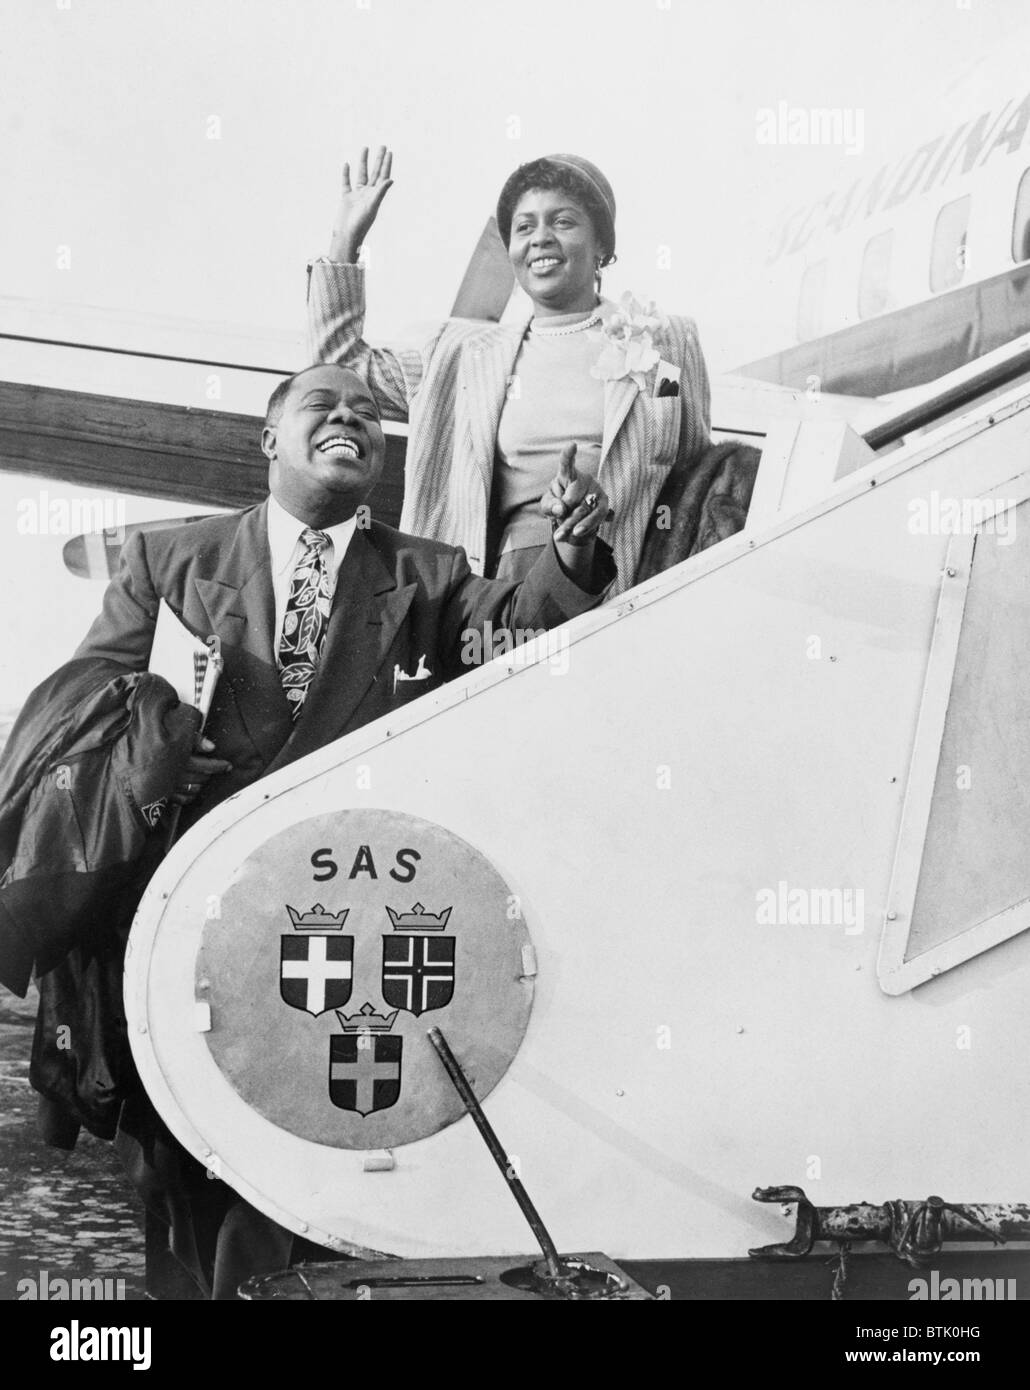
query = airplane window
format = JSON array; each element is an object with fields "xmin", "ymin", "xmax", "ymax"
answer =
[
  {"xmin": 930, "ymin": 196, "xmax": 971, "ymax": 293},
  {"xmin": 858, "ymin": 230, "xmax": 894, "ymax": 319},
  {"xmin": 796, "ymin": 260, "xmax": 828, "ymax": 341},
  {"xmin": 1012, "ymin": 168, "xmax": 1030, "ymax": 263}
]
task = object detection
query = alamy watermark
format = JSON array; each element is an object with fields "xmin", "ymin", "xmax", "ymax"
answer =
[
  {"xmin": 17, "ymin": 1268, "xmax": 126, "ymax": 1300},
  {"xmin": 756, "ymin": 881, "xmax": 864, "ymax": 935},
  {"xmin": 909, "ymin": 1270, "xmax": 1016, "ymax": 1300},
  {"xmin": 460, "ymin": 620, "xmax": 570, "ymax": 676},
  {"xmin": 50, "ymin": 1321, "xmax": 151, "ymax": 1370},
  {"xmin": 755, "ymin": 102, "xmax": 865, "ymax": 156},
  {"xmin": 907, "ymin": 491, "xmax": 1015, "ymax": 543},
  {"xmin": 16, "ymin": 489, "xmax": 126, "ymax": 538}
]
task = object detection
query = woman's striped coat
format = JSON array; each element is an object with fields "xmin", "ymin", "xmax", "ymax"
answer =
[{"xmin": 306, "ymin": 261, "xmax": 711, "ymax": 597}]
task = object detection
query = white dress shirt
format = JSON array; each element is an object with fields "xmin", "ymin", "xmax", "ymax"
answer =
[{"xmin": 267, "ymin": 494, "xmax": 358, "ymax": 660}]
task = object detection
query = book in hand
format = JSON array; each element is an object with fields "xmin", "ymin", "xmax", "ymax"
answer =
[
  {"xmin": 149, "ymin": 600, "xmax": 224, "ymax": 848},
  {"xmin": 149, "ymin": 599, "xmax": 223, "ymax": 729}
]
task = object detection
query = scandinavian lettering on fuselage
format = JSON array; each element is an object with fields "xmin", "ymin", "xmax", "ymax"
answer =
[{"xmin": 767, "ymin": 92, "xmax": 1030, "ymax": 264}]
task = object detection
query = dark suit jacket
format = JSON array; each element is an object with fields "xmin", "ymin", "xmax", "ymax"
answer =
[{"xmin": 75, "ymin": 502, "xmax": 612, "ymax": 831}]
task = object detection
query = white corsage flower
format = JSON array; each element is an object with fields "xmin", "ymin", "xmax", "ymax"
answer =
[{"xmin": 590, "ymin": 293, "xmax": 666, "ymax": 391}]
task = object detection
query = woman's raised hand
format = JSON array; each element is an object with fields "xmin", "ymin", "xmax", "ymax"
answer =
[{"xmin": 328, "ymin": 146, "xmax": 394, "ymax": 263}]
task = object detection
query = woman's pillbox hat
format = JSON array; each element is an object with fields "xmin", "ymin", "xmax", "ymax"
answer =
[{"xmin": 496, "ymin": 153, "xmax": 616, "ymax": 256}]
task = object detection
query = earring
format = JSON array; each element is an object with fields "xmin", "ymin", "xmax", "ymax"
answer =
[{"xmin": 594, "ymin": 258, "xmax": 603, "ymax": 295}]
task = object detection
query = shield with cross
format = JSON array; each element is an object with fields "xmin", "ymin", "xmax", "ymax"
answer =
[
  {"xmin": 329, "ymin": 1028, "xmax": 402, "ymax": 1117},
  {"xmin": 381, "ymin": 910, "xmax": 456, "ymax": 1018},
  {"xmin": 280, "ymin": 935, "xmax": 354, "ymax": 1017},
  {"xmin": 195, "ymin": 810, "xmax": 534, "ymax": 1150}
]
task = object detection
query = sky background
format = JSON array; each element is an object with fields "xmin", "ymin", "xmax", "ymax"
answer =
[{"xmin": 1, "ymin": 0, "xmax": 1029, "ymax": 708}]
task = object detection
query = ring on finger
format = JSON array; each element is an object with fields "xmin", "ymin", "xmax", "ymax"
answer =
[{"xmin": 584, "ymin": 492, "xmax": 599, "ymax": 510}]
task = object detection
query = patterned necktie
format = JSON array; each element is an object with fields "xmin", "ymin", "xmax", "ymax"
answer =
[{"xmin": 278, "ymin": 528, "xmax": 333, "ymax": 721}]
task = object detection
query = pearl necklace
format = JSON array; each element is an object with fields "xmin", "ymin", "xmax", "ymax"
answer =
[{"xmin": 530, "ymin": 312, "xmax": 602, "ymax": 338}]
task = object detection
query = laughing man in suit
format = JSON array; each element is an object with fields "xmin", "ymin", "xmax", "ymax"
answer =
[
  {"xmin": 72, "ymin": 360, "xmax": 613, "ymax": 1297},
  {"xmin": 78, "ymin": 362, "xmax": 614, "ymax": 833}
]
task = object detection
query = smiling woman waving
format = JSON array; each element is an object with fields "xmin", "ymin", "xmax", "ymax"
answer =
[{"xmin": 307, "ymin": 146, "xmax": 715, "ymax": 594}]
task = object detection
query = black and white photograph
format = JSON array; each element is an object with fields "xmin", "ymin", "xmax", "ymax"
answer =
[{"xmin": 1, "ymin": 0, "xmax": 1028, "ymax": 1355}]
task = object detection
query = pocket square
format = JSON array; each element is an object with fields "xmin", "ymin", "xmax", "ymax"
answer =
[
  {"xmin": 653, "ymin": 358, "xmax": 680, "ymax": 398},
  {"xmin": 393, "ymin": 654, "xmax": 432, "ymax": 693}
]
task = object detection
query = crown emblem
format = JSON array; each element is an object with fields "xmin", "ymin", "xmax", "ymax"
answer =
[
  {"xmin": 335, "ymin": 1001, "xmax": 399, "ymax": 1033},
  {"xmin": 286, "ymin": 903, "xmax": 350, "ymax": 931},
  {"xmin": 385, "ymin": 902, "xmax": 452, "ymax": 932}
]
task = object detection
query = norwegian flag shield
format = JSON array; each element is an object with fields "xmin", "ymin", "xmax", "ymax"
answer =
[
  {"xmin": 280, "ymin": 935, "xmax": 354, "ymax": 1016},
  {"xmin": 381, "ymin": 934, "xmax": 455, "ymax": 1017},
  {"xmin": 329, "ymin": 1033, "xmax": 402, "ymax": 1116}
]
